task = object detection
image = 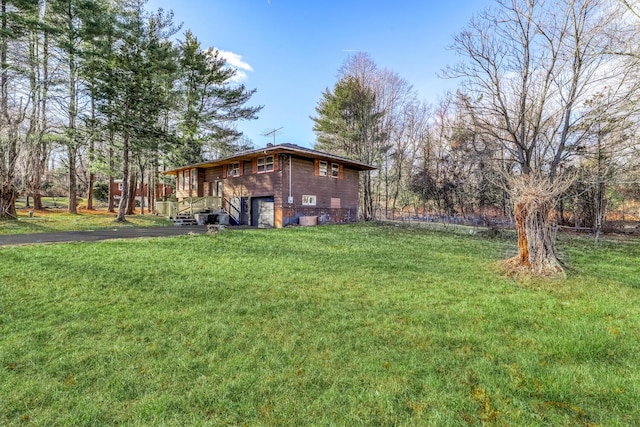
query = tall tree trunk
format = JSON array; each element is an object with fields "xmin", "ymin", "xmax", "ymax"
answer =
[
  {"xmin": 594, "ymin": 133, "xmax": 606, "ymax": 237},
  {"xmin": 67, "ymin": 51, "xmax": 78, "ymax": 214},
  {"xmin": 505, "ymin": 175, "xmax": 567, "ymax": 276},
  {"xmin": 150, "ymin": 159, "xmax": 157, "ymax": 214},
  {"xmin": 87, "ymin": 96, "xmax": 96, "ymax": 210},
  {"xmin": 391, "ymin": 159, "xmax": 402, "ymax": 214},
  {"xmin": 0, "ymin": 0, "xmax": 18, "ymax": 219},
  {"xmin": 512, "ymin": 199, "xmax": 561, "ymax": 274},
  {"xmin": 0, "ymin": 180, "xmax": 18, "ymax": 218},
  {"xmin": 126, "ymin": 171, "xmax": 136, "ymax": 215},
  {"xmin": 34, "ymin": 29, "xmax": 49, "ymax": 211},
  {"xmin": 87, "ymin": 162, "xmax": 94, "ymax": 209},
  {"xmin": 116, "ymin": 133, "xmax": 129, "ymax": 222},
  {"xmin": 139, "ymin": 167, "xmax": 145, "ymax": 215},
  {"xmin": 0, "ymin": 123, "xmax": 19, "ymax": 219},
  {"xmin": 148, "ymin": 171, "xmax": 154, "ymax": 215},
  {"xmin": 68, "ymin": 145, "xmax": 78, "ymax": 213},
  {"xmin": 108, "ymin": 135, "xmax": 115, "ymax": 213},
  {"xmin": 361, "ymin": 171, "xmax": 373, "ymax": 220},
  {"xmin": 27, "ymin": 25, "xmax": 48, "ymax": 211}
]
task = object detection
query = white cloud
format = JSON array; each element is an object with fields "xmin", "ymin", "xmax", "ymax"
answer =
[
  {"xmin": 216, "ymin": 49, "xmax": 253, "ymax": 72},
  {"xmin": 232, "ymin": 69, "xmax": 249, "ymax": 82},
  {"xmin": 211, "ymin": 48, "xmax": 254, "ymax": 83}
]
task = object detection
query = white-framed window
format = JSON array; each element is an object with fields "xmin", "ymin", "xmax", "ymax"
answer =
[
  {"xmin": 319, "ymin": 161, "xmax": 328, "ymax": 177},
  {"xmin": 182, "ymin": 170, "xmax": 189, "ymax": 191},
  {"xmin": 257, "ymin": 156, "xmax": 274, "ymax": 173},
  {"xmin": 331, "ymin": 163, "xmax": 340, "ymax": 178},
  {"xmin": 177, "ymin": 171, "xmax": 183, "ymax": 191},
  {"xmin": 302, "ymin": 195, "xmax": 316, "ymax": 206},
  {"xmin": 228, "ymin": 162, "xmax": 240, "ymax": 177},
  {"xmin": 191, "ymin": 168, "xmax": 197, "ymax": 192},
  {"xmin": 118, "ymin": 182, "xmax": 123, "ymax": 191}
]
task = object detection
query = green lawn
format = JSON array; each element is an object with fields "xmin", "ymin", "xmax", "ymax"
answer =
[
  {"xmin": 1, "ymin": 224, "xmax": 638, "ymax": 426},
  {"xmin": 0, "ymin": 209, "xmax": 172, "ymax": 235}
]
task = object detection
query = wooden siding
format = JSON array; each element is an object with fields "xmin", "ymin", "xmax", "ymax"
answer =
[
  {"xmin": 224, "ymin": 168, "xmax": 283, "ymax": 203},
  {"xmin": 243, "ymin": 160, "xmax": 253, "ymax": 175},
  {"xmin": 197, "ymin": 169, "xmax": 205, "ymax": 197},
  {"xmin": 204, "ymin": 166, "xmax": 224, "ymax": 182}
]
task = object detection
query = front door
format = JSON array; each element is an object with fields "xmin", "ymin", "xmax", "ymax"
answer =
[
  {"xmin": 209, "ymin": 180, "xmax": 223, "ymax": 197},
  {"xmin": 240, "ymin": 197, "xmax": 249, "ymax": 225}
]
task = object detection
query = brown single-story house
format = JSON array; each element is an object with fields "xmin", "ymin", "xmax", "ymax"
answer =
[{"xmin": 161, "ymin": 143, "xmax": 375, "ymax": 227}]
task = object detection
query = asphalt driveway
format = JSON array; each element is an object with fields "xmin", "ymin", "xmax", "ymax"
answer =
[{"xmin": 0, "ymin": 226, "xmax": 209, "ymax": 247}]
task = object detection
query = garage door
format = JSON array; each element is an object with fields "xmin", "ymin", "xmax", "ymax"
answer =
[{"xmin": 251, "ymin": 197, "xmax": 274, "ymax": 228}]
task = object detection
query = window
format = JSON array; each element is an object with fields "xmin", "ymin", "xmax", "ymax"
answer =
[
  {"xmin": 191, "ymin": 168, "xmax": 197, "ymax": 192},
  {"xmin": 228, "ymin": 162, "xmax": 240, "ymax": 177},
  {"xmin": 182, "ymin": 170, "xmax": 189, "ymax": 191},
  {"xmin": 302, "ymin": 195, "xmax": 316, "ymax": 206},
  {"xmin": 118, "ymin": 182, "xmax": 123, "ymax": 191},
  {"xmin": 319, "ymin": 161, "xmax": 328, "ymax": 176},
  {"xmin": 331, "ymin": 163, "xmax": 340, "ymax": 178},
  {"xmin": 257, "ymin": 156, "xmax": 274, "ymax": 173},
  {"xmin": 177, "ymin": 171, "xmax": 183, "ymax": 191}
]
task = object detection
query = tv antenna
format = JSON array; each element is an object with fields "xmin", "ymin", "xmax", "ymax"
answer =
[{"xmin": 261, "ymin": 127, "xmax": 284, "ymax": 145}]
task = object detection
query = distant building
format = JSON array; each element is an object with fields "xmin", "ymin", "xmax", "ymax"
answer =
[{"xmin": 111, "ymin": 180, "xmax": 173, "ymax": 207}]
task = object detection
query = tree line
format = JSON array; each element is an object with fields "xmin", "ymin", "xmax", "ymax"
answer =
[
  {"xmin": 0, "ymin": 0, "xmax": 261, "ymax": 221},
  {"xmin": 312, "ymin": 0, "xmax": 640, "ymax": 274}
]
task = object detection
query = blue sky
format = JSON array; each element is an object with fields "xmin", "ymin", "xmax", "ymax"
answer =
[{"xmin": 146, "ymin": 0, "xmax": 493, "ymax": 148}]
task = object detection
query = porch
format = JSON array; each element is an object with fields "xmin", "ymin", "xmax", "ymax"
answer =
[{"xmin": 156, "ymin": 196, "xmax": 222, "ymax": 219}]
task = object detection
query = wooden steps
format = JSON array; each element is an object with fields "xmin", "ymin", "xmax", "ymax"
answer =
[{"xmin": 172, "ymin": 214, "xmax": 198, "ymax": 226}]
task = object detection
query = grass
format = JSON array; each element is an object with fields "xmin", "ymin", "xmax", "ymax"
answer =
[
  {"xmin": 0, "ymin": 208, "xmax": 172, "ymax": 235},
  {"xmin": 1, "ymin": 223, "xmax": 639, "ymax": 426},
  {"xmin": 14, "ymin": 196, "xmax": 78, "ymax": 210}
]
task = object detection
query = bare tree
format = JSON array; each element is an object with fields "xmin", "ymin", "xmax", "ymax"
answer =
[
  {"xmin": 372, "ymin": 69, "xmax": 418, "ymax": 217},
  {"xmin": 313, "ymin": 53, "xmax": 385, "ymax": 220},
  {"xmin": 314, "ymin": 53, "xmax": 428, "ymax": 220},
  {"xmin": 1, "ymin": 0, "xmax": 38, "ymax": 219},
  {"xmin": 447, "ymin": 0, "xmax": 635, "ymax": 274},
  {"xmin": 388, "ymin": 100, "xmax": 431, "ymax": 215},
  {"xmin": 25, "ymin": 1, "xmax": 51, "ymax": 211}
]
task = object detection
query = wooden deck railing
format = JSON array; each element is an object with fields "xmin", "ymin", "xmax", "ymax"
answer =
[{"xmin": 156, "ymin": 196, "xmax": 221, "ymax": 218}]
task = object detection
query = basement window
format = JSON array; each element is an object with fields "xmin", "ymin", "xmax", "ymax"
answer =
[{"xmin": 302, "ymin": 195, "xmax": 316, "ymax": 206}]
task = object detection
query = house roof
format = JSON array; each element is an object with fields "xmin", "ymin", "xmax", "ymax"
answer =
[{"xmin": 163, "ymin": 143, "xmax": 376, "ymax": 175}]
